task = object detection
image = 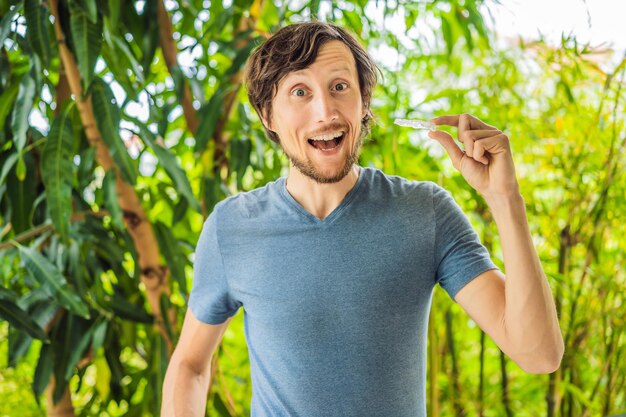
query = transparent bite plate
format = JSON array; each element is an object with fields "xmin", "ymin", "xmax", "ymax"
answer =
[{"xmin": 394, "ymin": 118, "xmax": 437, "ymax": 131}]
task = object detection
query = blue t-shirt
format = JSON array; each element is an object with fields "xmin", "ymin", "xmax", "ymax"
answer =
[{"xmin": 189, "ymin": 166, "xmax": 499, "ymax": 417}]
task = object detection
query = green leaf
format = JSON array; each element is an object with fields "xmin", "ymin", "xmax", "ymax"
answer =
[
  {"xmin": 0, "ymin": 76, "xmax": 21, "ymax": 133},
  {"xmin": 111, "ymin": 35, "xmax": 144, "ymax": 83},
  {"xmin": 10, "ymin": 72, "xmax": 35, "ymax": 153},
  {"xmin": 440, "ymin": 13, "xmax": 455, "ymax": 57},
  {"xmin": 153, "ymin": 221, "xmax": 187, "ymax": 294},
  {"xmin": 70, "ymin": 7, "xmax": 103, "ymax": 89},
  {"xmin": 224, "ymin": 34, "xmax": 259, "ymax": 78},
  {"xmin": 159, "ymin": 293, "xmax": 175, "ymax": 345},
  {"xmin": 41, "ymin": 106, "xmax": 75, "ymax": 242},
  {"xmin": 94, "ymin": 351, "xmax": 111, "ymax": 399},
  {"xmin": 15, "ymin": 153, "xmax": 26, "ymax": 181},
  {"xmin": 9, "ymin": 300, "xmax": 58, "ymax": 367},
  {"xmin": 32, "ymin": 343, "xmax": 54, "ymax": 400},
  {"xmin": 195, "ymin": 85, "xmax": 230, "ymax": 153},
  {"xmin": 131, "ymin": 118, "xmax": 200, "ymax": 212},
  {"xmin": 230, "ymin": 137, "xmax": 252, "ymax": 190},
  {"xmin": 0, "ymin": 293, "xmax": 49, "ymax": 342},
  {"xmin": 103, "ymin": 169, "xmax": 124, "ymax": 229},
  {"xmin": 0, "ymin": 8, "xmax": 19, "ymax": 56},
  {"xmin": 106, "ymin": 0, "xmax": 120, "ymax": 30},
  {"xmin": 23, "ymin": 0, "xmax": 52, "ymax": 66},
  {"xmin": 64, "ymin": 316, "xmax": 95, "ymax": 380},
  {"xmin": 6, "ymin": 153, "xmax": 36, "ymax": 233},
  {"xmin": 17, "ymin": 245, "xmax": 91, "ymax": 319},
  {"xmin": 109, "ymin": 292, "xmax": 153, "ymax": 324},
  {"xmin": 0, "ymin": 152, "xmax": 18, "ymax": 186},
  {"xmin": 81, "ymin": 0, "xmax": 98, "ymax": 24},
  {"xmin": 90, "ymin": 77, "xmax": 137, "ymax": 185},
  {"xmin": 171, "ymin": 197, "xmax": 188, "ymax": 225}
]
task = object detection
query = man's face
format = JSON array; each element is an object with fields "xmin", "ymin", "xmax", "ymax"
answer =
[{"xmin": 265, "ymin": 40, "xmax": 365, "ymax": 184}]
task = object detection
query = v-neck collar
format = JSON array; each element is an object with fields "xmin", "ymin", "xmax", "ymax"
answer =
[{"xmin": 278, "ymin": 166, "xmax": 366, "ymax": 225}]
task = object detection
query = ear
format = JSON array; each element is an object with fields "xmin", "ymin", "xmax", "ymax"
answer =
[{"xmin": 260, "ymin": 109, "xmax": 273, "ymax": 131}]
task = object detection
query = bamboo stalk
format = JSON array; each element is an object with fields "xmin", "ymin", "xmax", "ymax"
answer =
[
  {"xmin": 49, "ymin": 0, "xmax": 177, "ymax": 355},
  {"xmin": 499, "ymin": 351, "xmax": 513, "ymax": 417},
  {"xmin": 547, "ymin": 226, "xmax": 571, "ymax": 417},
  {"xmin": 445, "ymin": 309, "xmax": 466, "ymax": 417},
  {"xmin": 479, "ymin": 330, "xmax": 485, "ymax": 417},
  {"xmin": 428, "ymin": 304, "xmax": 440, "ymax": 417}
]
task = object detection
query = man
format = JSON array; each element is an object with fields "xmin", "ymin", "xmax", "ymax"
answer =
[{"xmin": 162, "ymin": 22, "xmax": 564, "ymax": 417}]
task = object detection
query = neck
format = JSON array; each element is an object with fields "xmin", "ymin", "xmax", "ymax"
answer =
[{"xmin": 285, "ymin": 164, "xmax": 361, "ymax": 220}]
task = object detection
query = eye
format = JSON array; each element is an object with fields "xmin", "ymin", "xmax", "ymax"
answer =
[
  {"xmin": 291, "ymin": 88, "xmax": 306, "ymax": 97},
  {"xmin": 333, "ymin": 82, "xmax": 348, "ymax": 91}
]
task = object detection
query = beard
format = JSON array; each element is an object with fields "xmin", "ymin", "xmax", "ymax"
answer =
[{"xmin": 283, "ymin": 133, "xmax": 364, "ymax": 184}]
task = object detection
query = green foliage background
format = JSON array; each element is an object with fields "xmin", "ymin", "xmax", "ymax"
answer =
[{"xmin": 0, "ymin": 0, "xmax": 625, "ymax": 416}]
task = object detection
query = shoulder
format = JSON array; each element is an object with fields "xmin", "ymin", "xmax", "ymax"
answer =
[
  {"xmin": 362, "ymin": 166, "xmax": 435, "ymax": 200},
  {"xmin": 211, "ymin": 178, "xmax": 283, "ymax": 221}
]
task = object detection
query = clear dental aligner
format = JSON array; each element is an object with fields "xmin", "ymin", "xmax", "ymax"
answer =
[{"xmin": 394, "ymin": 118, "xmax": 437, "ymax": 131}]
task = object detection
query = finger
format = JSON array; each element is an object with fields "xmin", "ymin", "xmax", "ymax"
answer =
[
  {"xmin": 458, "ymin": 114, "xmax": 473, "ymax": 159},
  {"xmin": 428, "ymin": 130, "xmax": 465, "ymax": 169},
  {"xmin": 432, "ymin": 114, "xmax": 496, "ymax": 130},
  {"xmin": 473, "ymin": 133, "xmax": 510, "ymax": 163},
  {"xmin": 472, "ymin": 141, "xmax": 489, "ymax": 165},
  {"xmin": 458, "ymin": 129, "xmax": 502, "ymax": 155}
]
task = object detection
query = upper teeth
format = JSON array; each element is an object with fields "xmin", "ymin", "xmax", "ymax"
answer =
[{"xmin": 309, "ymin": 131, "xmax": 343, "ymax": 141}]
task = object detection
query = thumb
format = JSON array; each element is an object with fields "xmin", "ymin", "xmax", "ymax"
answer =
[{"xmin": 428, "ymin": 130, "xmax": 464, "ymax": 167}]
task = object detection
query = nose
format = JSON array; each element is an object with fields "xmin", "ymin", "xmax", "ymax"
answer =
[{"xmin": 312, "ymin": 91, "xmax": 338, "ymax": 123}]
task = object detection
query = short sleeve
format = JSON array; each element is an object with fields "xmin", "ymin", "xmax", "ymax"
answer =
[
  {"xmin": 188, "ymin": 209, "xmax": 241, "ymax": 324},
  {"xmin": 432, "ymin": 183, "xmax": 500, "ymax": 301}
]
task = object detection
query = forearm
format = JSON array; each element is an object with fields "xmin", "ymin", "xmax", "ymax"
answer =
[
  {"xmin": 162, "ymin": 358, "xmax": 211, "ymax": 417},
  {"xmin": 485, "ymin": 192, "xmax": 564, "ymax": 371}
]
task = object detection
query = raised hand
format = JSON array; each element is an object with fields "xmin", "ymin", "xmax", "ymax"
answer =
[{"xmin": 428, "ymin": 114, "xmax": 521, "ymax": 199}]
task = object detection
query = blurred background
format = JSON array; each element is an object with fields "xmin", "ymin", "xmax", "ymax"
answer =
[{"xmin": 0, "ymin": 0, "xmax": 624, "ymax": 416}]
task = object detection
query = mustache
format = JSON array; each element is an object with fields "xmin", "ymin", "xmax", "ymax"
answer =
[{"xmin": 306, "ymin": 122, "xmax": 348, "ymax": 138}]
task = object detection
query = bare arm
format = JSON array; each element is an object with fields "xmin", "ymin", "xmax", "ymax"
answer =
[
  {"xmin": 428, "ymin": 113, "xmax": 563, "ymax": 373},
  {"xmin": 161, "ymin": 309, "xmax": 233, "ymax": 417},
  {"xmin": 455, "ymin": 193, "xmax": 564, "ymax": 373}
]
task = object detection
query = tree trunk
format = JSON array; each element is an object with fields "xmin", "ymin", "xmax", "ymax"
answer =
[
  {"xmin": 49, "ymin": 0, "xmax": 177, "ymax": 355},
  {"xmin": 45, "ymin": 377, "xmax": 74, "ymax": 417}
]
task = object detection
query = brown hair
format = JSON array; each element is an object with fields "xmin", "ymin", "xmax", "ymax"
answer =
[{"xmin": 244, "ymin": 21, "xmax": 380, "ymax": 144}]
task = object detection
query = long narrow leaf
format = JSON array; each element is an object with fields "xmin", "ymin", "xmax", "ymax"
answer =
[
  {"xmin": 153, "ymin": 221, "xmax": 187, "ymax": 294},
  {"xmin": 90, "ymin": 77, "xmax": 137, "ymax": 185},
  {"xmin": 23, "ymin": 0, "xmax": 52, "ymax": 65},
  {"xmin": 6, "ymin": 154, "xmax": 36, "ymax": 233},
  {"xmin": 32, "ymin": 343, "xmax": 54, "ymax": 401},
  {"xmin": 0, "ymin": 78, "xmax": 20, "ymax": 133},
  {"xmin": 0, "ymin": 299, "xmax": 49, "ymax": 342},
  {"xmin": 103, "ymin": 169, "xmax": 124, "ymax": 229},
  {"xmin": 17, "ymin": 245, "xmax": 90, "ymax": 319},
  {"xmin": 10, "ymin": 72, "xmax": 35, "ymax": 153},
  {"xmin": 82, "ymin": 0, "xmax": 99, "ymax": 24},
  {"xmin": 195, "ymin": 85, "xmax": 230, "ymax": 152},
  {"xmin": 41, "ymin": 106, "xmax": 75, "ymax": 242},
  {"xmin": 131, "ymin": 118, "xmax": 200, "ymax": 211},
  {"xmin": 70, "ymin": 8, "xmax": 103, "ymax": 89},
  {"xmin": 0, "ymin": 9, "xmax": 19, "ymax": 54}
]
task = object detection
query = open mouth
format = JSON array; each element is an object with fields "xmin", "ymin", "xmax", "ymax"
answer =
[{"xmin": 307, "ymin": 132, "xmax": 345, "ymax": 151}]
